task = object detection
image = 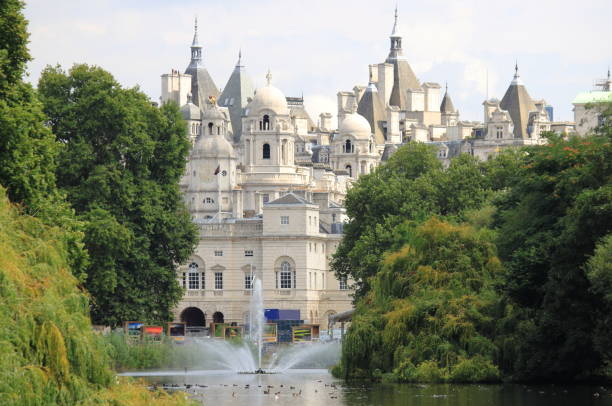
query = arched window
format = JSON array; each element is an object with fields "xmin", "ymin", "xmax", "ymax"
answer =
[
  {"xmin": 262, "ymin": 143, "xmax": 271, "ymax": 159},
  {"xmin": 208, "ymin": 122, "xmax": 213, "ymax": 135},
  {"xmin": 280, "ymin": 261, "xmax": 293, "ymax": 289},
  {"xmin": 369, "ymin": 142, "xmax": 373, "ymax": 153},
  {"xmin": 217, "ymin": 126, "xmax": 220, "ymax": 135},
  {"xmin": 263, "ymin": 115, "xmax": 270, "ymax": 130},
  {"xmin": 346, "ymin": 164, "xmax": 352, "ymax": 177},
  {"xmin": 344, "ymin": 139, "xmax": 353, "ymax": 153},
  {"xmin": 187, "ymin": 262, "xmax": 202, "ymax": 290}
]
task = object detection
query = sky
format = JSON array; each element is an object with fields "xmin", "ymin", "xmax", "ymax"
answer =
[{"xmin": 23, "ymin": 0, "xmax": 612, "ymax": 125}]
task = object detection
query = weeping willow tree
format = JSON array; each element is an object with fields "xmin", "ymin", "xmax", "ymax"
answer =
[
  {"xmin": 0, "ymin": 188, "xmax": 193, "ymax": 405},
  {"xmin": 335, "ymin": 218, "xmax": 504, "ymax": 382}
]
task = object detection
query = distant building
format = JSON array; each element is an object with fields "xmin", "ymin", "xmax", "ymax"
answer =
[
  {"xmin": 159, "ymin": 8, "xmax": 586, "ymax": 329},
  {"xmin": 573, "ymin": 69, "xmax": 612, "ymax": 136}
]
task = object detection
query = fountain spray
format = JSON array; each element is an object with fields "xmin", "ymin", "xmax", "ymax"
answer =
[{"xmin": 249, "ymin": 277, "xmax": 265, "ymax": 370}]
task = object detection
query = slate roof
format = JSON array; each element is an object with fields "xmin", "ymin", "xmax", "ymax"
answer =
[
  {"xmin": 381, "ymin": 143, "xmax": 398, "ymax": 161},
  {"xmin": 218, "ymin": 52, "xmax": 255, "ymax": 142},
  {"xmin": 500, "ymin": 72, "xmax": 536, "ymax": 139},
  {"xmin": 440, "ymin": 87, "xmax": 456, "ymax": 113},
  {"xmin": 265, "ymin": 192, "xmax": 313, "ymax": 206},
  {"xmin": 357, "ymin": 83, "xmax": 387, "ymax": 144}
]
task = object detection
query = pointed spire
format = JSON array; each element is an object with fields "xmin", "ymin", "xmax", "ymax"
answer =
[
  {"xmin": 192, "ymin": 17, "xmax": 200, "ymax": 47},
  {"xmin": 391, "ymin": 4, "xmax": 401, "ymax": 37},
  {"xmin": 440, "ymin": 83, "xmax": 456, "ymax": 113},
  {"xmin": 511, "ymin": 61, "xmax": 523, "ymax": 85},
  {"xmin": 235, "ymin": 49, "xmax": 243, "ymax": 68},
  {"xmin": 266, "ymin": 69, "xmax": 272, "ymax": 86}
]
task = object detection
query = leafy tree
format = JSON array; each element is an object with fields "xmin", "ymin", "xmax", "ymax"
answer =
[
  {"xmin": 332, "ymin": 143, "xmax": 491, "ymax": 298},
  {"xmin": 336, "ymin": 218, "xmax": 503, "ymax": 382},
  {"xmin": 37, "ymin": 64, "xmax": 197, "ymax": 326},
  {"xmin": 494, "ymin": 112, "xmax": 612, "ymax": 380},
  {"xmin": 0, "ymin": 0, "xmax": 87, "ymax": 278}
]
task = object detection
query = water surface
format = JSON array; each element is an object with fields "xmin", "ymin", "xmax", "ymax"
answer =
[{"xmin": 122, "ymin": 369, "xmax": 612, "ymax": 406}]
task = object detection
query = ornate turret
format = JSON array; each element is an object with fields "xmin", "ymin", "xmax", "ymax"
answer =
[
  {"xmin": 500, "ymin": 63, "xmax": 536, "ymax": 139},
  {"xmin": 184, "ymin": 17, "xmax": 219, "ymax": 108},
  {"xmin": 440, "ymin": 83, "xmax": 459, "ymax": 126},
  {"xmin": 385, "ymin": 6, "xmax": 420, "ymax": 109}
]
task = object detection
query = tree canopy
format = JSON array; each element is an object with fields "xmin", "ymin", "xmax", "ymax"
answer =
[
  {"xmin": 37, "ymin": 64, "xmax": 197, "ymax": 326},
  {"xmin": 335, "ymin": 105, "xmax": 612, "ymax": 382}
]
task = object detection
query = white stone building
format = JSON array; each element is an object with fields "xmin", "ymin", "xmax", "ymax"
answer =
[
  {"xmin": 160, "ymin": 22, "xmax": 365, "ymax": 330},
  {"xmin": 159, "ymin": 8, "xmax": 584, "ymax": 330}
]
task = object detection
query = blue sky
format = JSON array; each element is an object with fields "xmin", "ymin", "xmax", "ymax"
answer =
[{"xmin": 24, "ymin": 0, "xmax": 612, "ymax": 124}]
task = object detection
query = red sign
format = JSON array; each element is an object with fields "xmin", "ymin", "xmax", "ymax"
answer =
[{"xmin": 143, "ymin": 326, "xmax": 163, "ymax": 335}]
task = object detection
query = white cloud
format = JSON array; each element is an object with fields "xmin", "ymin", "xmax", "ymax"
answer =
[{"xmin": 23, "ymin": 0, "xmax": 612, "ymax": 122}]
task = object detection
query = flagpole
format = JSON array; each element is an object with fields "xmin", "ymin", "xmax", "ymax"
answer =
[{"xmin": 217, "ymin": 163, "xmax": 221, "ymax": 221}]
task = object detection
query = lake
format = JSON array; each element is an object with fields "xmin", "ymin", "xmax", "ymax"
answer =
[{"xmin": 121, "ymin": 369, "xmax": 612, "ymax": 405}]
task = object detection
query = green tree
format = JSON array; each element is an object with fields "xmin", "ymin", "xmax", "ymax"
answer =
[
  {"xmin": 336, "ymin": 218, "xmax": 503, "ymax": 382},
  {"xmin": 495, "ymin": 113, "xmax": 612, "ymax": 380},
  {"xmin": 37, "ymin": 64, "xmax": 197, "ymax": 326},
  {"xmin": 332, "ymin": 143, "xmax": 491, "ymax": 298},
  {"xmin": 0, "ymin": 0, "xmax": 87, "ymax": 279}
]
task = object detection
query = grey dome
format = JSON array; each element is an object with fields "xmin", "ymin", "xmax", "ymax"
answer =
[{"xmin": 180, "ymin": 102, "xmax": 201, "ymax": 120}]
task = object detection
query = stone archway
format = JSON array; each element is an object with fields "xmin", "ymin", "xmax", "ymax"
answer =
[
  {"xmin": 180, "ymin": 307, "xmax": 206, "ymax": 327},
  {"xmin": 213, "ymin": 311, "xmax": 224, "ymax": 324}
]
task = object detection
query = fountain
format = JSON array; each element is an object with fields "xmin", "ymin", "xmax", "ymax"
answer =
[{"xmin": 178, "ymin": 275, "xmax": 340, "ymax": 374}]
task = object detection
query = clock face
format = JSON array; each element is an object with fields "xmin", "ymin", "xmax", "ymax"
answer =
[{"xmin": 221, "ymin": 170, "xmax": 228, "ymax": 176}]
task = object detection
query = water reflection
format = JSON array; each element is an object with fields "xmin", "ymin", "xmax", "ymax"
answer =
[{"xmin": 121, "ymin": 369, "xmax": 612, "ymax": 406}]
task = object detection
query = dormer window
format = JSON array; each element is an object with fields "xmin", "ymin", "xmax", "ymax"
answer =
[{"xmin": 263, "ymin": 115, "xmax": 270, "ymax": 130}]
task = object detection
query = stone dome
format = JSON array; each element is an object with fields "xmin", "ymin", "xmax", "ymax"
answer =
[
  {"xmin": 201, "ymin": 105, "xmax": 225, "ymax": 121},
  {"xmin": 192, "ymin": 134, "xmax": 236, "ymax": 159},
  {"xmin": 339, "ymin": 112, "xmax": 372, "ymax": 139},
  {"xmin": 180, "ymin": 101, "xmax": 201, "ymax": 120},
  {"xmin": 247, "ymin": 72, "xmax": 289, "ymax": 116}
]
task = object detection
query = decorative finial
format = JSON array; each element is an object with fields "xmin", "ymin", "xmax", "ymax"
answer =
[
  {"xmin": 391, "ymin": 4, "xmax": 400, "ymax": 36},
  {"xmin": 192, "ymin": 16, "xmax": 200, "ymax": 46},
  {"xmin": 511, "ymin": 61, "xmax": 523, "ymax": 85},
  {"xmin": 266, "ymin": 69, "xmax": 272, "ymax": 86},
  {"xmin": 608, "ymin": 66, "xmax": 610, "ymax": 80},
  {"xmin": 236, "ymin": 49, "xmax": 242, "ymax": 67},
  {"xmin": 445, "ymin": 81, "xmax": 448, "ymax": 92},
  {"xmin": 514, "ymin": 61, "xmax": 519, "ymax": 77}
]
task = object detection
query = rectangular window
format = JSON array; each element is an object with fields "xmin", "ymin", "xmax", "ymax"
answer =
[
  {"xmin": 181, "ymin": 272, "xmax": 186, "ymax": 289},
  {"xmin": 188, "ymin": 271, "xmax": 201, "ymax": 290},
  {"xmin": 215, "ymin": 272, "xmax": 223, "ymax": 290},
  {"xmin": 280, "ymin": 271, "xmax": 292, "ymax": 289},
  {"xmin": 245, "ymin": 273, "xmax": 253, "ymax": 290},
  {"xmin": 281, "ymin": 216, "xmax": 289, "ymax": 225},
  {"xmin": 214, "ymin": 250, "xmax": 223, "ymax": 257},
  {"xmin": 339, "ymin": 277, "xmax": 348, "ymax": 290},
  {"xmin": 263, "ymin": 194, "xmax": 269, "ymax": 204},
  {"xmin": 244, "ymin": 250, "xmax": 254, "ymax": 257}
]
